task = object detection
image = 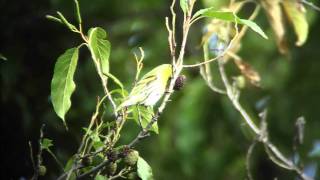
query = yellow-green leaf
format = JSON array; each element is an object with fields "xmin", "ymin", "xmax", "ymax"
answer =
[
  {"xmin": 180, "ymin": 0, "xmax": 189, "ymax": 14},
  {"xmin": 282, "ymin": 0, "xmax": 309, "ymax": 46},
  {"xmin": 137, "ymin": 156, "xmax": 154, "ymax": 180},
  {"xmin": 260, "ymin": 0, "xmax": 288, "ymax": 54},
  {"xmin": 51, "ymin": 47, "xmax": 79, "ymax": 125}
]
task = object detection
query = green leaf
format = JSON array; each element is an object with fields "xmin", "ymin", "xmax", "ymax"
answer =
[
  {"xmin": 64, "ymin": 155, "xmax": 76, "ymax": 172},
  {"xmin": 51, "ymin": 47, "xmax": 79, "ymax": 125},
  {"xmin": 95, "ymin": 174, "xmax": 108, "ymax": 180},
  {"xmin": 282, "ymin": 0, "xmax": 308, "ymax": 46},
  {"xmin": 137, "ymin": 157, "xmax": 154, "ymax": 180},
  {"xmin": 41, "ymin": 138, "xmax": 53, "ymax": 150},
  {"xmin": 193, "ymin": 8, "xmax": 268, "ymax": 39},
  {"xmin": 180, "ymin": 0, "xmax": 189, "ymax": 14},
  {"xmin": 132, "ymin": 106, "xmax": 158, "ymax": 134},
  {"xmin": 88, "ymin": 27, "xmax": 111, "ymax": 77},
  {"xmin": 45, "ymin": 15, "xmax": 63, "ymax": 24}
]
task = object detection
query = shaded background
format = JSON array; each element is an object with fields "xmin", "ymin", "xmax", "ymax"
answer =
[{"xmin": 1, "ymin": 0, "xmax": 320, "ymax": 179}]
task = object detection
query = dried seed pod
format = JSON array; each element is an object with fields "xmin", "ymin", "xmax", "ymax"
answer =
[{"xmin": 174, "ymin": 75, "xmax": 186, "ymax": 91}]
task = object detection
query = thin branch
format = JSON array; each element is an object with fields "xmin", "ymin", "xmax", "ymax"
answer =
[
  {"xmin": 76, "ymin": 159, "xmax": 111, "ymax": 179},
  {"xmin": 31, "ymin": 124, "xmax": 45, "ymax": 180},
  {"xmin": 170, "ymin": 0, "xmax": 177, "ymax": 63},
  {"xmin": 28, "ymin": 142, "xmax": 36, "ymax": 177},
  {"xmin": 184, "ymin": 13, "xmax": 240, "ymax": 68},
  {"xmin": 199, "ymin": 45, "xmax": 226, "ymax": 94},
  {"xmin": 246, "ymin": 141, "xmax": 257, "ymax": 180},
  {"xmin": 218, "ymin": 60, "xmax": 261, "ymax": 134},
  {"xmin": 66, "ymin": 95, "xmax": 109, "ymax": 179},
  {"xmin": 109, "ymin": 167, "xmax": 132, "ymax": 180},
  {"xmin": 57, "ymin": 165, "xmax": 84, "ymax": 180},
  {"xmin": 302, "ymin": 0, "xmax": 320, "ymax": 12}
]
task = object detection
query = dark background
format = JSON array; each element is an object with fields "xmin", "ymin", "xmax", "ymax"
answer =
[{"xmin": 1, "ymin": 0, "xmax": 320, "ymax": 179}]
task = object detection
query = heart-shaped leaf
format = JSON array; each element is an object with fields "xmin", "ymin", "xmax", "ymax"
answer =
[{"xmin": 88, "ymin": 27, "xmax": 111, "ymax": 77}]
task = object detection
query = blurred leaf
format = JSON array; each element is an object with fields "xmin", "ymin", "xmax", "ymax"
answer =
[
  {"xmin": 64, "ymin": 156, "xmax": 76, "ymax": 172},
  {"xmin": 41, "ymin": 138, "xmax": 53, "ymax": 150},
  {"xmin": 194, "ymin": 9, "xmax": 268, "ymax": 39},
  {"xmin": 93, "ymin": 141, "xmax": 105, "ymax": 150},
  {"xmin": 132, "ymin": 106, "xmax": 158, "ymax": 134},
  {"xmin": 303, "ymin": 163, "xmax": 318, "ymax": 179},
  {"xmin": 95, "ymin": 174, "xmax": 108, "ymax": 180},
  {"xmin": 180, "ymin": 0, "xmax": 189, "ymax": 14},
  {"xmin": 234, "ymin": 58, "xmax": 261, "ymax": 87},
  {"xmin": 282, "ymin": 0, "xmax": 309, "ymax": 46},
  {"xmin": 309, "ymin": 140, "xmax": 320, "ymax": 158},
  {"xmin": 260, "ymin": 0, "xmax": 288, "ymax": 54},
  {"xmin": 88, "ymin": 27, "xmax": 111, "ymax": 76},
  {"xmin": 51, "ymin": 47, "xmax": 79, "ymax": 125},
  {"xmin": 0, "ymin": 53, "xmax": 7, "ymax": 61},
  {"xmin": 84, "ymin": 127, "xmax": 105, "ymax": 150},
  {"xmin": 137, "ymin": 156, "xmax": 154, "ymax": 180}
]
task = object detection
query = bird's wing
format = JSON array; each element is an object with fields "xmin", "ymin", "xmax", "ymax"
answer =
[{"xmin": 130, "ymin": 75, "xmax": 157, "ymax": 96}]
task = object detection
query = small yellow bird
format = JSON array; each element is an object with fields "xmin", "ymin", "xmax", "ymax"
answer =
[{"xmin": 117, "ymin": 64, "xmax": 172, "ymax": 111}]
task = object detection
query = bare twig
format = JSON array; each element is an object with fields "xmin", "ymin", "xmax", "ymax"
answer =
[
  {"xmin": 109, "ymin": 167, "xmax": 132, "ymax": 180},
  {"xmin": 246, "ymin": 141, "xmax": 257, "ymax": 180},
  {"xmin": 199, "ymin": 45, "xmax": 226, "ymax": 94},
  {"xmin": 66, "ymin": 95, "xmax": 109, "ymax": 179},
  {"xmin": 218, "ymin": 57, "xmax": 312, "ymax": 180},
  {"xmin": 301, "ymin": 0, "xmax": 320, "ymax": 12},
  {"xmin": 76, "ymin": 158, "xmax": 112, "ymax": 179},
  {"xmin": 30, "ymin": 124, "xmax": 45, "ymax": 180}
]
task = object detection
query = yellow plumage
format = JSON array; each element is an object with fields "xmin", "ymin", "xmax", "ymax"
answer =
[{"xmin": 117, "ymin": 64, "xmax": 172, "ymax": 111}]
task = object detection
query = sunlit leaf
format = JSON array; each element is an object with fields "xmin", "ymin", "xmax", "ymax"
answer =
[
  {"xmin": 51, "ymin": 47, "xmax": 79, "ymax": 125},
  {"xmin": 260, "ymin": 0, "xmax": 288, "ymax": 54},
  {"xmin": 137, "ymin": 156, "xmax": 154, "ymax": 180},
  {"xmin": 88, "ymin": 27, "xmax": 111, "ymax": 76},
  {"xmin": 282, "ymin": 0, "xmax": 309, "ymax": 46},
  {"xmin": 180, "ymin": 0, "xmax": 189, "ymax": 14},
  {"xmin": 194, "ymin": 8, "xmax": 268, "ymax": 39}
]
